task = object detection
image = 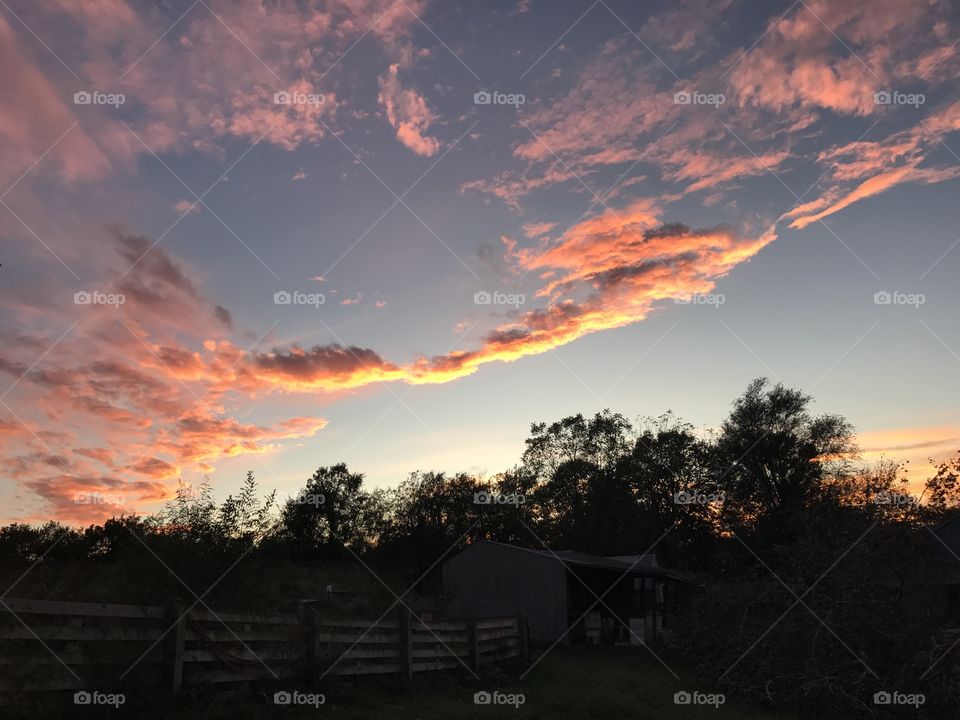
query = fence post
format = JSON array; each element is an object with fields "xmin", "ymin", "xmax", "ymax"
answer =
[
  {"xmin": 170, "ymin": 601, "xmax": 186, "ymax": 693},
  {"xmin": 398, "ymin": 608, "xmax": 413, "ymax": 680},
  {"xmin": 312, "ymin": 608, "xmax": 324, "ymax": 680},
  {"xmin": 469, "ymin": 620, "xmax": 480, "ymax": 672},
  {"xmin": 518, "ymin": 614, "xmax": 529, "ymax": 659},
  {"xmin": 299, "ymin": 602, "xmax": 318, "ymax": 681}
]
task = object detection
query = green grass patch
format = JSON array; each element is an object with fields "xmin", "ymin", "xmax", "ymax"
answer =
[{"xmin": 104, "ymin": 646, "xmax": 805, "ymax": 720}]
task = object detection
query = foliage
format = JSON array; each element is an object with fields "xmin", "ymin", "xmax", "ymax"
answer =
[
  {"xmin": 712, "ymin": 379, "xmax": 857, "ymax": 538},
  {"xmin": 671, "ymin": 503, "xmax": 954, "ymax": 718},
  {"xmin": 275, "ymin": 463, "xmax": 381, "ymax": 559},
  {"xmin": 924, "ymin": 451, "xmax": 960, "ymax": 513}
]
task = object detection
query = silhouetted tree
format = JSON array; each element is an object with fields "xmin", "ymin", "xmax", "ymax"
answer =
[
  {"xmin": 278, "ymin": 463, "xmax": 378, "ymax": 559},
  {"xmin": 378, "ymin": 471, "xmax": 484, "ymax": 581},
  {"xmin": 713, "ymin": 378, "xmax": 856, "ymax": 536},
  {"xmin": 217, "ymin": 471, "xmax": 277, "ymax": 544},
  {"xmin": 626, "ymin": 413, "xmax": 718, "ymax": 568},
  {"xmin": 925, "ymin": 451, "xmax": 960, "ymax": 516},
  {"xmin": 521, "ymin": 410, "xmax": 636, "ymax": 552},
  {"xmin": 154, "ymin": 472, "xmax": 275, "ymax": 550},
  {"xmin": 0, "ymin": 521, "xmax": 81, "ymax": 561}
]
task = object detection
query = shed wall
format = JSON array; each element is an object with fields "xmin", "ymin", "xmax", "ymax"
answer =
[{"xmin": 443, "ymin": 543, "xmax": 568, "ymax": 643}]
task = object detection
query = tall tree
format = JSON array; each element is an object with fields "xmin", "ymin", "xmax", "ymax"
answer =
[
  {"xmin": 522, "ymin": 410, "xmax": 638, "ymax": 553},
  {"xmin": 279, "ymin": 464, "xmax": 377, "ymax": 558},
  {"xmin": 713, "ymin": 378, "xmax": 857, "ymax": 530}
]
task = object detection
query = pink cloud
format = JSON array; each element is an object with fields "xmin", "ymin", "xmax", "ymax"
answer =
[
  {"xmin": 0, "ymin": 0, "xmax": 432, "ymax": 195},
  {"xmin": 0, "ymin": 232, "xmax": 329, "ymax": 521},
  {"xmin": 0, "ymin": 182, "xmax": 780, "ymax": 523},
  {"xmin": 789, "ymin": 164, "xmax": 960, "ymax": 229},
  {"xmin": 0, "ymin": 16, "xmax": 112, "ymax": 188},
  {"xmin": 786, "ymin": 101, "xmax": 960, "ymax": 228},
  {"xmin": 727, "ymin": 0, "xmax": 957, "ymax": 116},
  {"xmin": 378, "ymin": 63, "xmax": 440, "ymax": 156},
  {"xmin": 522, "ymin": 222, "xmax": 557, "ymax": 239},
  {"xmin": 172, "ymin": 199, "xmax": 201, "ymax": 215}
]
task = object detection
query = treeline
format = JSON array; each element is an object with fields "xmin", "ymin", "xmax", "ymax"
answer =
[{"xmin": 3, "ymin": 377, "xmax": 959, "ymax": 573}]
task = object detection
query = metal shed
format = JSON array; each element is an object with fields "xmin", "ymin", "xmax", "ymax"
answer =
[{"xmin": 442, "ymin": 541, "xmax": 692, "ymax": 644}]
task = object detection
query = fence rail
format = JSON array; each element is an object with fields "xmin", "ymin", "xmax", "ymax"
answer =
[{"xmin": 0, "ymin": 597, "xmax": 527, "ymax": 698}]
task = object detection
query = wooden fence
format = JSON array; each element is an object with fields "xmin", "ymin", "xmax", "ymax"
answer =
[{"xmin": 0, "ymin": 597, "xmax": 527, "ymax": 698}]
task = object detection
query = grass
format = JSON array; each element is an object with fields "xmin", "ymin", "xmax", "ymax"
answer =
[{"xmin": 43, "ymin": 646, "xmax": 805, "ymax": 719}]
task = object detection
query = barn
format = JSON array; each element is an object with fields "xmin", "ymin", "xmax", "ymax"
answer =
[{"xmin": 442, "ymin": 541, "xmax": 693, "ymax": 644}]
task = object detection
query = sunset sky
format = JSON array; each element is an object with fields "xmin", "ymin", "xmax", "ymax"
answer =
[{"xmin": 1, "ymin": 0, "xmax": 959, "ymax": 524}]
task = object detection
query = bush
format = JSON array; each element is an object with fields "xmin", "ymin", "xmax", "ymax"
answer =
[{"xmin": 672, "ymin": 507, "xmax": 957, "ymax": 718}]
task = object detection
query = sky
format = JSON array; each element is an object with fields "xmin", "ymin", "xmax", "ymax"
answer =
[{"xmin": 1, "ymin": 0, "xmax": 959, "ymax": 525}]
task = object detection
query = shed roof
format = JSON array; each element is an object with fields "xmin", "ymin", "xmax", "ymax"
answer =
[{"xmin": 473, "ymin": 541, "xmax": 695, "ymax": 582}]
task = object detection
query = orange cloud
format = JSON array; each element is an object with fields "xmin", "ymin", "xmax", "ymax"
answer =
[
  {"xmin": 128, "ymin": 457, "xmax": 180, "ymax": 480},
  {"xmin": 522, "ymin": 222, "xmax": 557, "ymax": 239},
  {"xmin": 23, "ymin": 473, "xmax": 172, "ymax": 525},
  {"xmin": 219, "ymin": 205, "xmax": 777, "ymax": 390},
  {"xmin": 858, "ymin": 425, "xmax": 960, "ymax": 491},
  {"xmin": 0, "ymin": 234, "xmax": 335, "ymax": 523}
]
